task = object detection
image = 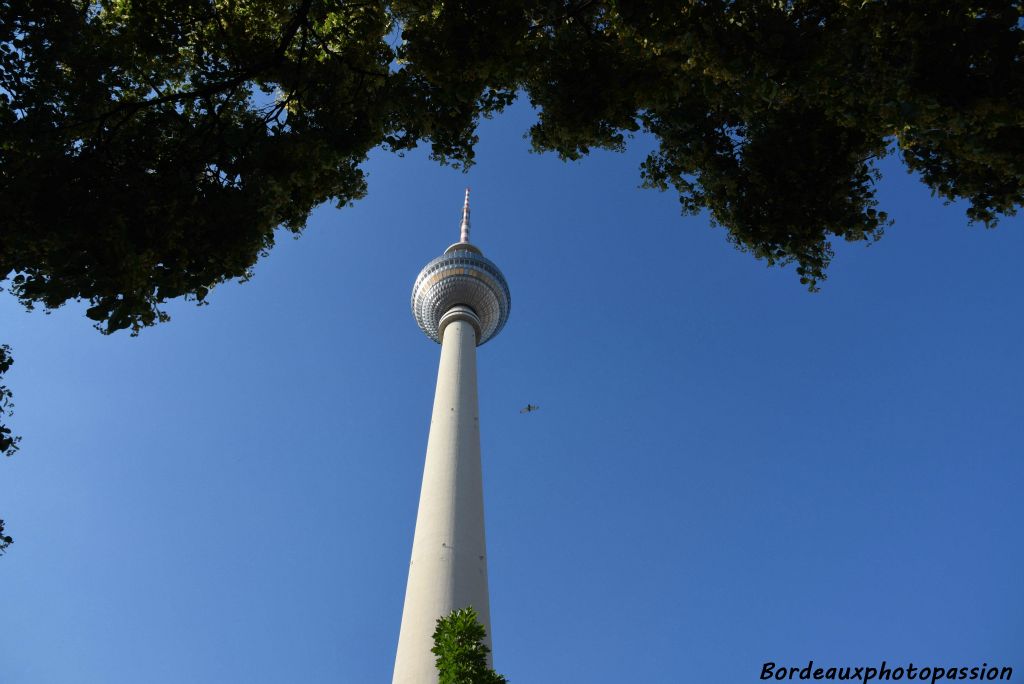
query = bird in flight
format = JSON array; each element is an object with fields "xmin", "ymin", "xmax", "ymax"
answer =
[{"xmin": 520, "ymin": 404, "xmax": 539, "ymax": 414}]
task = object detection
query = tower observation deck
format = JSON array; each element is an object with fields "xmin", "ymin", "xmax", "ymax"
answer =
[
  {"xmin": 410, "ymin": 192, "xmax": 511, "ymax": 346},
  {"xmin": 393, "ymin": 190, "xmax": 511, "ymax": 684}
]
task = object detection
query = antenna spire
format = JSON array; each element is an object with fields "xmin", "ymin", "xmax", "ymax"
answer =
[{"xmin": 459, "ymin": 188, "xmax": 471, "ymax": 243}]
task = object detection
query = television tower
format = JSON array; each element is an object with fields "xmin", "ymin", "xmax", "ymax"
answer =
[{"xmin": 393, "ymin": 190, "xmax": 511, "ymax": 683}]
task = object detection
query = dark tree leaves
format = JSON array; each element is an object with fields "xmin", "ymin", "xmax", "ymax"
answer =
[
  {"xmin": 389, "ymin": 0, "xmax": 1023, "ymax": 288},
  {"xmin": 0, "ymin": 518, "xmax": 11, "ymax": 555},
  {"xmin": 0, "ymin": 0, "xmax": 463, "ymax": 335},
  {"xmin": 2, "ymin": 0, "xmax": 1022, "ymax": 333},
  {"xmin": 432, "ymin": 607, "xmax": 507, "ymax": 684},
  {"xmin": 1, "ymin": 345, "xmax": 15, "ymax": 555},
  {"xmin": 0, "ymin": 344, "xmax": 17, "ymax": 456}
]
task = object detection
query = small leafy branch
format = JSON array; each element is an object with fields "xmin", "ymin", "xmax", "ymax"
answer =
[
  {"xmin": 433, "ymin": 607, "xmax": 508, "ymax": 684},
  {"xmin": 0, "ymin": 519, "xmax": 12, "ymax": 556},
  {"xmin": 0, "ymin": 344, "xmax": 18, "ymax": 456}
]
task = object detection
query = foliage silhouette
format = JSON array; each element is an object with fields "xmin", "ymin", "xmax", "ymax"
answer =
[
  {"xmin": 0, "ymin": 518, "xmax": 12, "ymax": 556},
  {"xmin": 0, "ymin": 345, "xmax": 17, "ymax": 456}
]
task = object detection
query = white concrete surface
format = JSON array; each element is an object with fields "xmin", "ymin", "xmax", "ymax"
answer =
[{"xmin": 393, "ymin": 317, "xmax": 492, "ymax": 684}]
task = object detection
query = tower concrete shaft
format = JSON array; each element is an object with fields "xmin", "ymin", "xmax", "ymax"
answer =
[{"xmin": 393, "ymin": 313, "xmax": 492, "ymax": 684}]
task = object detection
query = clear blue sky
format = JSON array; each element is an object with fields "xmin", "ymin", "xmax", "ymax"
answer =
[{"xmin": 1, "ymin": 101, "xmax": 1022, "ymax": 683}]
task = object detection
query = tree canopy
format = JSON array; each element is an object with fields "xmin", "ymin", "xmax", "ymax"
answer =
[
  {"xmin": 1, "ymin": 0, "xmax": 1022, "ymax": 452},
  {"xmin": 3, "ymin": 0, "xmax": 1023, "ymax": 325}
]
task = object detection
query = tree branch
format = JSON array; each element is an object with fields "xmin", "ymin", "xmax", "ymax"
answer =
[{"xmin": 79, "ymin": 0, "xmax": 316, "ymax": 138}]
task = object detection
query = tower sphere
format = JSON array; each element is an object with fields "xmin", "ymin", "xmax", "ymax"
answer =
[
  {"xmin": 410, "ymin": 190, "xmax": 511, "ymax": 346},
  {"xmin": 411, "ymin": 243, "xmax": 511, "ymax": 345}
]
